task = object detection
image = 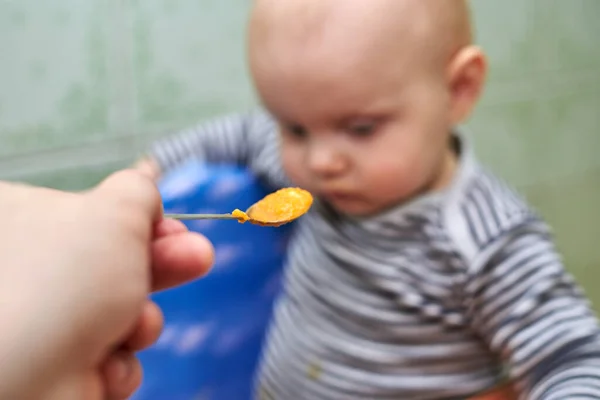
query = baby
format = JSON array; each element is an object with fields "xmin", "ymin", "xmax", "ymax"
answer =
[{"xmin": 140, "ymin": 0, "xmax": 600, "ymax": 398}]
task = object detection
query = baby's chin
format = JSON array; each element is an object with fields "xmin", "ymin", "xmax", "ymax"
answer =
[
  {"xmin": 321, "ymin": 193, "xmax": 388, "ymax": 218},
  {"xmin": 321, "ymin": 190, "xmax": 423, "ymax": 219}
]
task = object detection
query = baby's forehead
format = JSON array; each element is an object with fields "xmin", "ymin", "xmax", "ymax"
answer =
[{"xmin": 249, "ymin": 0, "xmax": 471, "ymax": 75}]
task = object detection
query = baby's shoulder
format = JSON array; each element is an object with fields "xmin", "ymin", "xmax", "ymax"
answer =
[
  {"xmin": 244, "ymin": 107, "xmax": 279, "ymax": 132},
  {"xmin": 440, "ymin": 166, "xmax": 551, "ymax": 267}
]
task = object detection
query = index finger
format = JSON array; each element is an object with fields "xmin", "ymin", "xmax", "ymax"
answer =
[{"xmin": 151, "ymin": 231, "xmax": 215, "ymax": 292}]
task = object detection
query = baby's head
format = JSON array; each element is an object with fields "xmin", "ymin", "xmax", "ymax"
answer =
[{"xmin": 247, "ymin": 0, "xmax": 487, "ymax": 216}]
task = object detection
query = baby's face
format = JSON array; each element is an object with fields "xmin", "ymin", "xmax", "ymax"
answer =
[
  {"xmin": 250, "ymin": 44, "xmax": 456, "ymax": 217},
  {"xmin": 246, "ymin": 0, "xmax": 478, "ymax": 216}
]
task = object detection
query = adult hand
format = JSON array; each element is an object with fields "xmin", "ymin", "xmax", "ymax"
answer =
[{"xmin": 0, "ymin": 167, "xmax": 214, "ymax": 400}]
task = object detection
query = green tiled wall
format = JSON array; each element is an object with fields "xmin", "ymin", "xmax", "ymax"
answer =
[
  {"xmin": 0, "ymin": 1, "xmax": 599, "ymax": 303},
  {"xmin": 465, "ymin": 0, "xmax": 600, "ymax": 306}
]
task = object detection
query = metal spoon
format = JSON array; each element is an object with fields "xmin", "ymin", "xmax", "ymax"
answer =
[{"xmin": 164, "ymin": 187, "xmax": 313, "ymax": 227}]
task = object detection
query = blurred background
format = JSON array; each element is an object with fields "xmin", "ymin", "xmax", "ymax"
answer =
[{"xmin": 0, "ymin": 0, "xmax": 598, "ymax": 305}]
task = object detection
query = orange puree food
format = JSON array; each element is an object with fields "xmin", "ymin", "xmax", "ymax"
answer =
[
  {"xmin": 231, "ymin": 209, "xmax": 249, "ymax": 223},
  {"xmin": 241, "ymin": 187, "xmax": 313, "ymax": 226}
]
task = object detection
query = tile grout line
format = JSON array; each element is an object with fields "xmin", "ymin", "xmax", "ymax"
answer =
[{"xmin": 106, "ymin": 0, "xmax": 139, "ymax": 151}]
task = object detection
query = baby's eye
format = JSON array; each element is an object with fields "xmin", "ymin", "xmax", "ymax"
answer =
[
  {"xmin": 347, "ymin": 121, "xmax": 377, "ymax": 137},
  {"xmin": 285, "ymin": 124, "xmax": 308, "ymax": 139}
]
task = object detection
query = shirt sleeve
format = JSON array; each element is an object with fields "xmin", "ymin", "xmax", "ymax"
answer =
[
  {"xmin": 145, "ymin": 108, "xmax": 291, "ymax": 189},
  {"xmin": 465, "ymin": 219, "xmax": 600, "ymax": 399}
]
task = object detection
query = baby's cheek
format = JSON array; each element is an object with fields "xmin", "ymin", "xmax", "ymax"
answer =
[
  {"xmin": 370, "ymin": 160, "xmax": 422, "ymax": 198},
  {"xmin": 281, "ymin": 149, "xmax": 307, "ymax": 185}
]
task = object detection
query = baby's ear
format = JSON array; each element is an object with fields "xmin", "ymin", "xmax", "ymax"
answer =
[{"xmin": 446, "ymin": 45, "xmax": 487, "ymax": 125}]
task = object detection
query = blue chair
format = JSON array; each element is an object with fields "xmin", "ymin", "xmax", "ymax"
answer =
[{"xmin": 132, "ymin": 161, "xmax": 293, "ymax": 400}]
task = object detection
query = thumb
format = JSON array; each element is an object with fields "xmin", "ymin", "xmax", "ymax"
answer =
[
  {"xmin": 134, "ymin": 157, "xmax": 161, "ymax": 181},
  {"xmin": 93, "ymin": 168, "xmax": 164, "ymax": 223}
]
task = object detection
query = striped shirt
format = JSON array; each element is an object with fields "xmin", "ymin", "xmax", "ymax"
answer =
[{"xmin": 148, "ymin": 109, "xmax": 600, "ymax": 399}]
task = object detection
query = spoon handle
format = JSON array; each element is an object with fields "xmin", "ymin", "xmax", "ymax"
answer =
[{"xmin": 164, "ymin": 213, "xmax": 238, "ymax": 221}]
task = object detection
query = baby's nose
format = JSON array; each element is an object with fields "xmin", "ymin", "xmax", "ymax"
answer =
[{"xmin": 307, "ymin": 144, "xmax": 347, "ymax": 177}]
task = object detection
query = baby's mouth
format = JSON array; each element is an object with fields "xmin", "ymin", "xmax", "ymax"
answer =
[{"xmin": 321, "ymin": 190, "xmax": 363, "ymax": 204}]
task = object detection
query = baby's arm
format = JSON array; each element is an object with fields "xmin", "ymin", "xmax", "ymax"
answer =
[
  {"xmin": 466, "ymin": 220, "xmax": 600, "ymax": 399},
  {"xmin": 138, "ymin": 109, "xmax": 290, "ymax": 189}
]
